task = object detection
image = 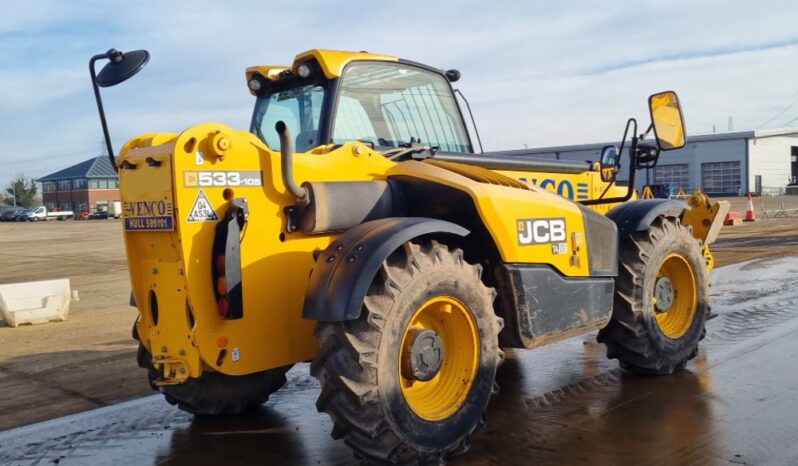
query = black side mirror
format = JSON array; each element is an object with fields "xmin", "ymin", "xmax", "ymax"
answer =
[
  {"xmin": 89, "ymin": 48, "xmax": 150, "ymax": 172},
  {"xmin": 599, "ymin": 145, "xmax": 620, "ymax": 183},
  {"xmin": 95, "ymin": 49, "xmax": 150, "ymax": 88}
]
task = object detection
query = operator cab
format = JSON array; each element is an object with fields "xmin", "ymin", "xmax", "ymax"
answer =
[
  {"xmin": 248, "ymin": 51, "xmax": 472, "ymax": 158},
  {"xmin": 246, "ymin": 50, "xmax": 687, "ymax": 207}
]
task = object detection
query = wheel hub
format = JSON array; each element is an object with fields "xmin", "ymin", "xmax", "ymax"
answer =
[
  {"xmin": 654, "ymin": 276, "xmax": 675, "ymax": 312},
  {"xmin": 402, "ymin": 328, "xmax": 444, "ymax": 381}
]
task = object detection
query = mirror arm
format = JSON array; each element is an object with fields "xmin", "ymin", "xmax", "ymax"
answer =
[
  {"xmin": 582, "ymin": 118, "xmax": 637, "ymax": 206},
  {"xmin": 89, "ymin": 52, "xmax": 118, "ymax": 173},
  {"xmin": 626, "ymin": 131, "xmax": 640, "ymax": 199},
  {"xmin": 641, "ymin": 122, "xmax": 653, "ymax": 138}
]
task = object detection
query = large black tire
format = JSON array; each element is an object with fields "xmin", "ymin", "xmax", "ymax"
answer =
[
  {"xmin": 311, "ymin": 239, "xmax": 503, "ymax": 465},
  {"xmin": 133, "ymin": 323, "xmax": 291, "ymax": 415},
  {"xmin": 598, "ymin": 215, "xmax": 709, "ymax": 374}
]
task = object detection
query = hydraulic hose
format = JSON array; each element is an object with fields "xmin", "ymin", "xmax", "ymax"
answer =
[{"xmin": 275, "ymin": 121, "xmax": 308, "ymax": 201}]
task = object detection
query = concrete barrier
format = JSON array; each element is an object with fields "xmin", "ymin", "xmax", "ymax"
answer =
[{"xmin": 0, "ymin": 279, "xmax": 72, "ymax": 327}]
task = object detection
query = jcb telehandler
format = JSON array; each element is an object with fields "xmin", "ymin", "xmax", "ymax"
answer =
[{"xmin": 89, "ymin": 48, "xmax": 728, "ymax": 464}]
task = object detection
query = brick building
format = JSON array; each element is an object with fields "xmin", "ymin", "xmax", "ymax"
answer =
[{"xmin": 38, "ymin": 156, "xmax": 119, "ymax": 212}]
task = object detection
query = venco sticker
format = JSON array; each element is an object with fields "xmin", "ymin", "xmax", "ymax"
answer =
[{"xmin": 123, "ymin": 200, "xmax": 175, "ymax": 231}]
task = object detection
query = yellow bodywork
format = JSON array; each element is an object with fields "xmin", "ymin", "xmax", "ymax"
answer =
[{"xmin": 122, "ymin": 125, "xmax": 609, "ymax": 382}]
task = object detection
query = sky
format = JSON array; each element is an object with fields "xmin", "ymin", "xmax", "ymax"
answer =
[{"xmin": 2, "ymin": 0, "xmax": 798, "ymax": 188}]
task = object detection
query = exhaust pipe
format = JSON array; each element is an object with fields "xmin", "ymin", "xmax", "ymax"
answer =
[
  {"xmin": 274, "ymin": 120, "xmax": 396, "ymax": 234},
  {"xmin": 275, "ymin": 121, "xmax": 308, "ymax": 201}
]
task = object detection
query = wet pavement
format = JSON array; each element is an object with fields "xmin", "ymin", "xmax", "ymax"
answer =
[{"xmin": 2, "ymin": 257, "xmax": 798, "ymax": 466}]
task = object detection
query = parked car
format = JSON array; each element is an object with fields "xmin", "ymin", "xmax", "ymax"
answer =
[
  {"xmin": 13, "ymin": 209, "xmax": 32, "ymax": 221},
  {"xmin": 0, "ymin": 207, "xmax": 25, "ymax": 222},
  {"xmin": 88, "ymin": 210, "xmax": 109, "ymax": 220}
]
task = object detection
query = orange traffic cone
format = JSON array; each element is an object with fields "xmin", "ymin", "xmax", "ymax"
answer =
[{"xmin": 744, "ymin": 192, "xmax": 756, "ymax": 221}]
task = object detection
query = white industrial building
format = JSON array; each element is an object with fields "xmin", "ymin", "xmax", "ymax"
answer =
[{"xmin": 496, "ymin": 127, "xmax": 798, "ymax": 196}]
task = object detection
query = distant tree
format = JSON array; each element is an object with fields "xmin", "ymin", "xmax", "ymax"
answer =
[{"xmin": 3, "ymin": 175, "xmax": 39, "ymax": 208}]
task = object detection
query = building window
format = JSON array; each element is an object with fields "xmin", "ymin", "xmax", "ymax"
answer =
[
  {"xmin": 58, "ymin": 179, "xmax": 72, "ymax": 191},
  {"xmin": 654, "ymin": 164, "xmax": 690, "ymax": 191},
  {"xmin": 702, "ymin": 161, "xmax": 741, "ymax": 195},
  {"xmin": 46, "ymin": 202, "xmax": 57, "ymax": 210},
  {"xmin": 73, "ymin": 178, "xmax": 87, "ymax": 189},
  {"xmin": 91, "ymin": 178, "xmax": 117, "ymax": 189},
  {"xmin": 42, "ymin": 181, "xmax": 57, "ymax": 193}
]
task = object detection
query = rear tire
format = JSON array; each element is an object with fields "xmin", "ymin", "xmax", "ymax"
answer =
[
  {"xmin": 311, "ymin": 239, "xmax": 503, "ymax": 465},
  {"xmin": 133, "ymin": 322, "xmax": 291, "ymax": 415},
  {"xmin": 598, "ymin": 215, "xmax": 709, "ymax": 374}
]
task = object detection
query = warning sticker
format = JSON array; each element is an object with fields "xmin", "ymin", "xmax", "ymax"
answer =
[{"xmin": 187, "ymin": 190, "xmax": 219, "ymax": 222}]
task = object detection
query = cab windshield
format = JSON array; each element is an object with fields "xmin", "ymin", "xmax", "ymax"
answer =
[
  {"xmin": 250, "ymin": 60, "xmax": 471, "ymax": 154},
  {"xmin": 334, "ymin": 62, "xmax": 471, "ymax": 153}
]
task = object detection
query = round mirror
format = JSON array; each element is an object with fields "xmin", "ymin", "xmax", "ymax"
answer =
[
  {"xmin": 96, "ymin": 49, "xmax": 150, "ymax": 88},
  {"xmin": 599, "ymin": 145, "xmax": 619, "ymax": 183}
]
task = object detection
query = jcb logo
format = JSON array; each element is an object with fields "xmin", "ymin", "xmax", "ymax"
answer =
[{"xmin": 517, "ymin": 218, "xmax": 567, "ymax": 245}]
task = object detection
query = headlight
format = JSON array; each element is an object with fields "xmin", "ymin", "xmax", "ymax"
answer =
[
  {"xmin": 247, "ymin": 78, "xmax": 262, "ymax": 91},
  {"xmin": 297, "ymin": 63, "xmax": 311, "ymax": 78}
]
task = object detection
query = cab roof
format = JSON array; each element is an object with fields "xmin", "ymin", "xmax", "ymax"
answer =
[{"xmin": 245, "ymin": 49, "xmax": 399, "ymax": 95}]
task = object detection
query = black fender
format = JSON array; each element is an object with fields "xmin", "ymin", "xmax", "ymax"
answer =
[
  {"xmin": 606, "ymin": 199, "xmax": 689, "ymax": 242},
  {"xmin": 302, "ymin": 217, "xmax": 469, "ymax": 322}
]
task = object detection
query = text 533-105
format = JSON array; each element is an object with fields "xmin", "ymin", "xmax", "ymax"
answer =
[{"xmin": 184, "ymin": 171, "xmax": 263, "ymax": 187}]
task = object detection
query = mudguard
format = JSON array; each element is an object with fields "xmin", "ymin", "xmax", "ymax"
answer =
[
  {"xmin": 606, "ymin": 199, "xmax": 689, "ymax": 241},
  {"xmin": 302, "ymin": 217, "xmax": 469, "ymax": 322}
]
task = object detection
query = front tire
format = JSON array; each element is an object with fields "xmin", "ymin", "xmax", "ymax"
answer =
[
  {"xmin": 312, "ymin": 239, "xmax": 503, "ymax": 464},
  {"xmin": 598, "ymin": 215, "xmax": 709, "ymax": 374}
]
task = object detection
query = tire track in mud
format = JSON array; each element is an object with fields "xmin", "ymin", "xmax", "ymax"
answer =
[
  {"xmin": 0, "ymin": 398, "xmax": 192, "ymax": 465},
  {"xmin": 508, "ymin": 310, "xmax": 798, "ymax": 426},
  {"xmin": 522, "ymin": 369, "xmax": 624, "ymax": 412},
  {"xmin": 0, "ymin": 363, "xmax": 109, "ymax": 408}
]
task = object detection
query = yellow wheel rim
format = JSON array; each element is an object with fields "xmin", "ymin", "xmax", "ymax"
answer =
[
  {"xmin": 399, "ymin": 296, "xmax": 479, "ymax": 421},
  {"xmin": 654, "ymin": 253, "xmax": 698, "ymax": 339}
]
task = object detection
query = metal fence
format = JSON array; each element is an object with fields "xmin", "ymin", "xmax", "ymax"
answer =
[{"xmin": 757, "ymin": 187, "xmax": 798, "ymax": 218}]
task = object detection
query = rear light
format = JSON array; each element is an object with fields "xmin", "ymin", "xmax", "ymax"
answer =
[{"xmin": 217, "ymin": 297, "xmax": 229, "ymax": 317}]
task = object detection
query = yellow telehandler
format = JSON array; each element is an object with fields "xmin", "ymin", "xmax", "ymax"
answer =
[{"xmin": 89, "ymin": 48, "xmax": 728, "ymax": 464}]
